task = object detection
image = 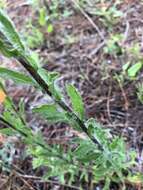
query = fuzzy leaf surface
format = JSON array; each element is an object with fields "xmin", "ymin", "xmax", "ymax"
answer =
[
  {"xmin": 33, "ymin": 104, "xmax": 68, "ymax": 123},
  {"xmin": 67, "ymin": 84, "xmax": 85, "ymax": 120}
]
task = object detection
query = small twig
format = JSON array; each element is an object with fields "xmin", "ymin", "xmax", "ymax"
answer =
[
  {"xmin": 0, "ymin": 172, "xmax": 14, "ymax": 190},
  {"xmin": 89, "ymin": 41, "xmax": 105, "ymax": 58},
  {"xmin": 119, "ymin": 82, "xmax": 129, "ymax": 111},
  {"xmin": 14, "ymin": 172, "xmax": 36, "ymax": 190},
  {"xmin": 14, "ymin": 171, "xmax": 143, "ymax": 189},
  {"xmin": 16, "ymin": 173, "xmax": 81, "ymax": 190},
  {"xmin": 107, "ymin": 83, "xmax": 112, "ymax": 122},
  {"xmin": 123, "ymin": 21, "xmax": 130, "ymax": 44},
  {"xmin": 71, "ymin": 0, "xmax": 105, "ymax": 41}
]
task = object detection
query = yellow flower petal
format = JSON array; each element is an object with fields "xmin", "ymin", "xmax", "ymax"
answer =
[{"xmin": 0, "ymin": 89, "xmax": 6, "ymax": 104}]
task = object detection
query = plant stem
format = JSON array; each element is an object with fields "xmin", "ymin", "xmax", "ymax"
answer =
[
  {"xmin": 17, "ymin": 56, "xmax": 104, "ymax": 151},
  {"xmin": 0, "ymin": 115, "xmax": 68, "ymax": 161},
  {"xmin": 0, "ymin": 115, "xmax": 94, "ymax": 174},
  {"xmin": 0, "ymin": 116, "xmax": 27, "ymax": 137}
]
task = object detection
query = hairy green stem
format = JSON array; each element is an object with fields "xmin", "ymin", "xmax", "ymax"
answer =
[
  {"xmin": 0, "ymin": 116, "xmax": 68, "ymax": 161},
  {"xmin": 0, "ymin": 115, "xmax": 95, "ymax": 174},
  {"xmin": 17, "ymin": 56, "xmax": 104, "ymax": 151}
]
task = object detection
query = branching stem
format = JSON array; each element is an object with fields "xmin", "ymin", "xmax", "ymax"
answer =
[{"xmin": 17, "ymin": 56, "xmax": 104, "ymax": 151}]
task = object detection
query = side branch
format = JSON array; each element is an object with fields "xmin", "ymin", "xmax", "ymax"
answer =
[{"xmin": 17, "ymin": 57, "xmax": 103, "ymax": 151}]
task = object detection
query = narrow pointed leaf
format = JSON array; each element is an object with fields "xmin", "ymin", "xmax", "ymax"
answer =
[
  {"xmin": 0, "ymin": 67, "xmax": 36, "ymax": 85},
  {"xmin": 33, "ymin": 104, "xmax": 68, "ymax": 123},
  {"xmin": 66, "ymin": 84, "xmax": 85, "ymax": 120},
  {"xmin": 0, "ymin": 128, "xmax": 17, "ymax": 135},
  {"xmin": 0, "ymin": 9, "xmax": 25, "ymax": 57},
  {"xmin": 127, "ymin": 62, "xmax": 142, "ymax": 78},
  {"xmin": 0, "ymin": 9, "xmax": 39, "ymax": 69},
  {"xmin": 38, "ymin": 68, "xmax": 62, "ymax": 100}
]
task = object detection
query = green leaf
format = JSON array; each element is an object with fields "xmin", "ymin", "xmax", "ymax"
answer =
[
  {"xmin": 30, "ymin": 51, "xmax": 40, "ymax": 65},
  {"xmin": 32, "ymin": 157, "xmax": 45, "ymax": 169},
  {"xmin": 26, "ymin": 27, "xmax": 43, "ymax": 49},
  {"xmin": 47, "ymin": 24, "xmax": 54, "ymax": 33},
  {"xmin": 39, "ymin": 8, "xmax": 46, "ymax": 26},
  {"xmin": 37, "ymin": 68, "xmax": 59, "ymax": 85},
  {"xmin": 25, "ymin": 52, "xmax": 40, "ymax": 69},
  {"xmin": 0, "ymin": 9, "xmax": 25, "ymax": 57},
  {"xmin": 66, "ymin": 84, "xmax": 85, "ymax": 120},
  {"xmin": 33, "ymin": 104, "xmax": 68, "ymax": 123},
  {"xmin": 122, "ymin": 62, "xmax": 130, "ymax": 72},
  {"xmin": 73, "ymin": 139, "xmax": 100, "ymax": 162},
  {"xmin": 0, "ymin": 0, "xmax": 7, "ymax": 8},
  {"xmin": 103, "ymin": 177, "xmax": 111, "ymax": 190},
  {"xmin": 38, "ymin": 68, "xmax": 62, "ymax": 100},
  {"xmin": 127, "ymin": 61, "xmax": 142, "ymax": 78},
  {"xmin": 0, "ymin": 67, "xmax": 36, "ymax": 85},
  {"xmin": 127, "ymin": 173, "xmax": 143, "ymax": 185},
  {"xmin": 0, "ymin": 128, "xmax": 17, "ymax": 135},
  {"xmin": 0, "ymin": 10, "xmax": 40, "ymax": 69}
]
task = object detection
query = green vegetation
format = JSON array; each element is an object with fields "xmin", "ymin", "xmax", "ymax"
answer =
[
  {"xmin": 24, "ymin": 0, "xmax": 73, "ymax": 48},
  {"xmin": 0, "ymin": 1, "xmax": 143, "ymax": 189},
  {"xmin": 78, "ymin": 0, "xmax": 123, "ymax": 29}
]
